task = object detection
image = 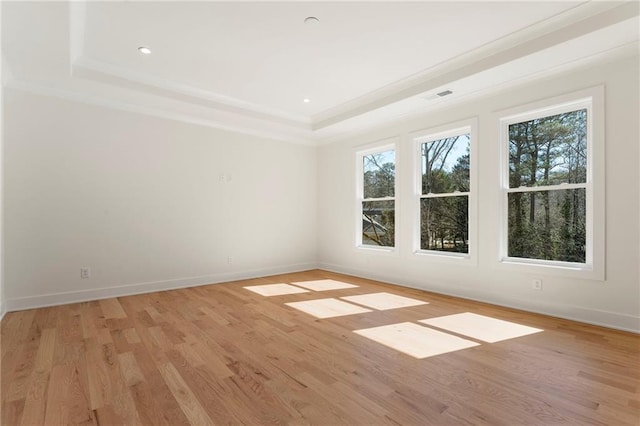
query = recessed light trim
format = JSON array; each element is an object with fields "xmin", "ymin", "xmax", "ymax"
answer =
[
  {"xmin": 304, "ymin": 16, "xmax": 319, "ymax": 25},
  {"xmin": 138, "ymin": 46, "xmax": 152, "ymax": 55},
  {"xmin": 303, "ymin": 98, "xmax": 311, "ymax": 103}
]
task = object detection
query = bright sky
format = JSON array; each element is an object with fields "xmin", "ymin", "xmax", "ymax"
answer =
[
  {"xmin": 424, "ymin": 134, "xmax": 470, "ymax": 173},
  {"xmin": 364, "ymin": 149, "xmax": 395, "ymax": 173},
  {"xmin": 363, "ymin": 134, "xmax": 470, "ymax": 174}
]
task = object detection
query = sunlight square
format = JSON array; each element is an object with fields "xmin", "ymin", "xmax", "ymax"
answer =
[
  {"xmin": 286, "ymin": 298, "xmax": 372, "ymax": 319},
  {"xmin": 354, "ymin": 322, "xmax": 479, "ymax": 359},
  {"xmin": 244, "ymin": 284, "xmax": 309, "ymax": 297},
  {"xmin": 419, "ymin": 312, "xmax": 543, "ymax": 343},
  {"xmin": 291, "ymin": 279, "xmax": 359, "ymax": 291},
  {"xmin": 341, "ymin": 292, "xmax": 428, "ymax": 310}
]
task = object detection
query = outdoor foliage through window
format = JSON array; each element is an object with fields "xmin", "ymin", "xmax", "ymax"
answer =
[
  {"xmin": 507, "ymin": 109, "xmax": 587, "ymax": 263},
  {"xmin": 362, "ymin": 150, "xmax": 395, "ymax": 247},
  {"xmin": 420, "ymin": 134, "xmax": 470, "ymax": 253}
]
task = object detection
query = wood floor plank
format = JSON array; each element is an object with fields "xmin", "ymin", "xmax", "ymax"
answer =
[
  {"xmin": 1, "ymin": 270, "xmax": 639, "ymax": 425},
  {"xmin": 123, "ymin": 327, "xmax": 141, "ymax": 344},
  {"xmin": 128, "ymin": 345, "xmax": 191, "ymax": 426},
  {"xmin": 158, "ymin": 361, "xmax": 215, "ymax": 425},
  {"xmin": 165, "ymin": 348, "xmax": 252, "ymax": 424},
  {"xmin": 43, "ymin": 364, "xmax": 97, "ymax": 425},
  {"xmin": 19, "ymin": 328, "xmax": 57, "ymax": 426},
  {"xmin": 98, "ymin": 298, "xmax": 127, "ymax": 319},
  {"xmin": 118, "ymin": 352, "xmax": 145, "ymax": 387},
  {"xmin": 84, "ymin": 337, "xmax": 111, "ymax": 410}
]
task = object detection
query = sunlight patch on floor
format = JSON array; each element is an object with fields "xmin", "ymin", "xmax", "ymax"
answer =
[
  {"xmin": 291, "ymin": 279, "xmax": 359, "ymax": 291},
  {"xmin": 286, "ymin": 298, "xmax": 372, "ymax": 319},
  {"xmin": 419, "ymin": 312, "xmax": 543, "ymax": 343},
  {"xmin": 341, "ymin": 292, "xmax": 428, "ymax": 310},
  {"xmin": 244, "ymin": 284, "xmax": 310, "ymax": 297},
  {"xmin": 354, "ymin": 322, "xmax": 479, "ymax": 359}
]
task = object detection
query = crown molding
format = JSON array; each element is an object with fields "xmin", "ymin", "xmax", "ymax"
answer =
[
  {"xmin": 5, "ymin": 79, "xmax": 316, "ymax": 146},
  {"xmin": 311, "ymin": 1, "xmax": 639, "ymax": 130},
  {"xmin": 313, "ymin": 40, "xmax": 639, "ymax": 146},
  {"xmin": 68, "ymin": 1, "xmax": 311, "ymax": 130},
  {"xmin": 4, "ymin": 1, "xmax": 636, "ymax": 146},
  {"xmin": 68, "ymin": 0, "xmax": 85, "ymax": 65},
  {"xmin": 72, "ymin": 57, "xmax": 311, "ymax": 129}
]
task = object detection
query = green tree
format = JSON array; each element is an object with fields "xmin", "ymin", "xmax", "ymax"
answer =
[{"xmin": 508, "ymin": 109, "xmax": 587, "ymax": 262}]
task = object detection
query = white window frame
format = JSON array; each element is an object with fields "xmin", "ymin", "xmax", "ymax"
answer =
[
  {"xmin": 411, "ymin": 118, "xmax": 478, "ymax": 264},
  {"xmin": 355, "ymin": 139, "xmax": 399, "ymax": 253},
  {"xmin": 498, "ymin": 86, "xmax": 605, "ymax": 280}
]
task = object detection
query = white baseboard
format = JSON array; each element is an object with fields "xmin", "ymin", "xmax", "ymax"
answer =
[
  {"xmin": 6, "ymin": 261, "xmax": 638, "ymax": 334},
  {"xmin": 4, "ymin": 262, "xmax": 318, "ymax": 312},
  {"xmin": 318, "ymin": 262, "xmax": 640, "ymax": 334}
]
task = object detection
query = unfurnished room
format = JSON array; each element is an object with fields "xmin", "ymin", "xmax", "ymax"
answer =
[{"xmin": 0, "ymin": 1, "xmax": 639, "ymax": 425}]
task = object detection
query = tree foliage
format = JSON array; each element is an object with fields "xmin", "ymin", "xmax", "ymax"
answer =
[
  {"xmin": 420, "ymin": 135, "xmax": 470, "ymax": 252},
  {"xmin": 508, "ymin": 109, "xmax": 587, "ymax": 262},
  {"xmin": 362, "ymin": 151, "xmax": 395, "ymax": 247}
]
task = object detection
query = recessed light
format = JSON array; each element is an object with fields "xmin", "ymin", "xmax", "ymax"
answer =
[
  {"xmin": 304, "ymin": 17, "xmax": 319, "ymax": 25},
  {"xmin": 303, "ymin": 98, "xmax": 311, "ymax": 103},
  {"xmin": 138, "ymin": 46, "xmax": 152, "ymax": 55}
]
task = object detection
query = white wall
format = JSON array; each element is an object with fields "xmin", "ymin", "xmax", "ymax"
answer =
[
  {"xmin": 1, "ymin": 2, "xmax": 5, "ymax": 320},
  {"xmin": 3, "ymin": 55, "xmax": 638, "ymax": 333},
  {"xmin": 317, "ymin": 55, "xmax": 640, "ymax": 332},
  {"xmin": 4, "ymin": 90, "xmax": 317, "ymax": 309}
]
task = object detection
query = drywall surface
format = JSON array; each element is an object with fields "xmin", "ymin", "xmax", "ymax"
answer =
[
  {"xmin": 4, "ymin": 90, "xmax": 317, "ymax": 308},
  {"xmin": 317, "ymin": 55, "xmax": 640, "ymax": 332},
  {"xmin": 0, "ymin": 3, "xmax": 4, "ymax": 319}
]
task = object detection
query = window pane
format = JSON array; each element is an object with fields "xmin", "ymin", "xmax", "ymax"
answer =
[
  {"xmin": 509, "ymin": 109, "xmax": 587, "ymax": 188},
  {"xmin": 421, "ymin": 134, "xmax": 470, "ymax": 194},
  {"xmin": 508, "ymin": 188, "xmax": 586, "ymax": 263},
  {"xmin": 420, "ymin": 196, "xmax": 468, "ymax": 253},
  {"xmin": 362, "ymin": 200, "xmax": 395, "ymax": 247},
  {"xmin": 363, "ymin": 150, "xmax": 395, "ymax": 198}
]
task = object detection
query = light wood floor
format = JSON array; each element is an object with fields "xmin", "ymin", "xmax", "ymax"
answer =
[{"xmin": 2, "ymin": 270, "xmax": 639, "ymax": 425}]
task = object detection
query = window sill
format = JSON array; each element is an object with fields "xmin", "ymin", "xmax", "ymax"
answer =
[
  {"xmin": 498, "ymin": 257, "xmax": 604, "ymax": 281},
  {"xmin": 356, "ymin": 245, "xmax": 398, "ymax": 255},
  {"xmin": 412, "ymin": 250, "xmax": 476, "ymax": 266}
]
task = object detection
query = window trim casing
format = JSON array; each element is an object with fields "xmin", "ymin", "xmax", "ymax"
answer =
[
  {"xmin": 497, "ymin": 86, "xmax": 605, "ymax": 280},
  {"xmin": 355, "ymin": 138, "xmax": 399, "ymax": 253},
  {"xmin": 410, "ymin": 118, "xmax": 478, "ymax": 264}
]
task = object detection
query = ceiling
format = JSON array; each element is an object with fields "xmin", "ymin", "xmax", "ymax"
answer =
[{"xmin": 2, "ymin": 1, "xmax": 639, "ymax": 144}]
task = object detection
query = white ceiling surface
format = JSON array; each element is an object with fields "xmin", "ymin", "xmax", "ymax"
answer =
[{"xmin": 2, "ymin": 2, "xmax": 639, "ymax": 144}]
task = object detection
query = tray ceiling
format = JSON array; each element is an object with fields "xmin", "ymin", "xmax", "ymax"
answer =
[{"xmin": 2, "ymin": 1, "xmax": 639, "ymax": 144}]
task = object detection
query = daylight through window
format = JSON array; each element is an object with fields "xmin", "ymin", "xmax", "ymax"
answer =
[
  {"xmin": 358, "ymin": 148, "xmax": 396, "ymax": 248},
  {"xmin": 504, "ymin": 107, "xmax": 588, "ymax": 264},
  {"xmin": 417, "ymin": 132, "xmax": 471, "ymax": 254}
]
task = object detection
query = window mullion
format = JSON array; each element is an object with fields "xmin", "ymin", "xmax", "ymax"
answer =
[
  {"xmin": 421, "ymin": 192, "xmax": 470, "ymax": 199},
  {"xmin": 506, "ymin": 183, "xmax": 587, "ymax": 193},
  {"xmin": 363, "ymin": 196, "xmax": 396, "ymax": 202}
]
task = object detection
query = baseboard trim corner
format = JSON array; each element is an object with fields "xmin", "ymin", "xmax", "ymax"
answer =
[
  {"xmin": 5, "ymin": 262, "xmax": 318, "ymax": 312},
  {"xmin": 317, "ymin": 262, "xmax": 640, "ymax": 334}
]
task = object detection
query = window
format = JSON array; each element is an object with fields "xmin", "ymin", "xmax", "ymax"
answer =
[
  {"xmin": 356, "ymin": 143, "xmax": 396, "ymax": 249},
  {"xmin": 499, "ymin": 87, "xmax": 604, "ymax": 278},
  {"xmin": 413, "ymin": 121, "xmax": 476, "ymax": 259}
]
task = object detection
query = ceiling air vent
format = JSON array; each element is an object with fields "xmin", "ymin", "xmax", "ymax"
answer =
[{"xmin": 437, "ymin": 90, "xmax": 453, "ymax": 97}]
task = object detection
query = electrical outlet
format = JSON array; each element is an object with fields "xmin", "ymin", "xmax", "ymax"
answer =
[
  {"xmin": 80, "ymin": 267, "xmax": 91, "ymax": 279},
  {"xmin": 227, "ymin": 256, "xmax": 233, "ymax": 264},
  {"xmin": 531, "ymin": 278, "xmax": 542, "ymax": 291}
]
